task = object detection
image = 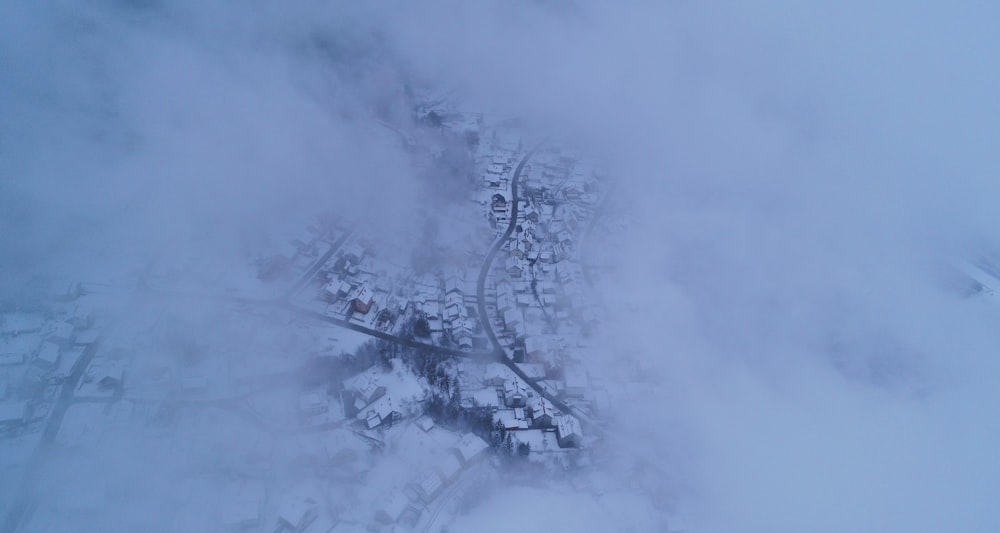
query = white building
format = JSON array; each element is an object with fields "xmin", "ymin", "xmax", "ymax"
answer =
[
  {"xmin": 452, "ymin": 432, "xmax": 490, "ymax": 465},
  {"xmin": 556, "ymin": 414, "xmax": 583, "ymax": 448}
]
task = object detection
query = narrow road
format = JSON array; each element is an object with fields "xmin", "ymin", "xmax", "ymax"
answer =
[
  {"xmin": 471, "ymin": 145, "xmax": 670, "ymax": 478},
  {"xmin": 278, "ymin": 303, "xmax": 495, "ymax": 361},
  {"xmin": 470, "ymin": 144, "xmax": 582, "ymax": 418},
  {"xmin": 476, "ymin": 145, "xmax": 541, "ymax": 353},
  {"xmin": 2, "ymin": 339, "xmax": 101, "ymax": 533},
  {"xmin": 142, "ymin": 285, "xmax": 494, "ymax": 362}
]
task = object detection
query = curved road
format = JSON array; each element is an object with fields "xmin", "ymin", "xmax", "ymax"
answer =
[
  {"xmin": 473, "ymin": 144, "xmax": 581, "ymax": 417},
  {"xmin": 472, "ymin": 146, "xmax": 670, "ymax": 481},
  {"xmin": 476, "ymin": 145, "xmax": 541, "ymax": 354}
]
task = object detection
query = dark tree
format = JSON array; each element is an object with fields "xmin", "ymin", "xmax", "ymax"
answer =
[
  {"xmin": 517, "ymin": 442, "xmax": 531, "ymax": 457},
  {"xmin": 414, "ymin": 317, "xmax": 431, "ymax": 338}
]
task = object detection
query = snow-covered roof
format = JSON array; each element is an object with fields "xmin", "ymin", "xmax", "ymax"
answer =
[
  {"xmin": 354, "ymin": 285, "xmax": 374, "ymax": 304},
  {"xmin": 453, "ymin": 432, "xmax": 489, "ymax": 464},
  {"xmin": 36, "ymin": 341, "xmax": 60, "ymax": 367},
  {"xmin": 357, "ymin": 394, "xmax": 397, "ymax": 429},
  {"xmin": 556, "ymin": 414, "xmax": 582, "ymax": 439},
  {"xmin": 510, "ymin": 429, "xmax": 561, "ymax": 453},
  {"xmin": 495, "ymin": 409, "xmax": 529, "ymax": 430},
  {"xmin": 415, "ymin": 415, "xmax": 435, "ymax": 432},
  {"xmin": 470, "ymin": 388, "xmax": 501, "ymax": 409},
  {"xmin": 277, "ymin": 494, "xmax": 317, "ymax": 530},
  {"xmin": 503, "ymin": 308, "xmax": 521, "ymax": 327},
  {"xmin": 412, "ymin": 469, "xmax": 444, "ymax": 501}
]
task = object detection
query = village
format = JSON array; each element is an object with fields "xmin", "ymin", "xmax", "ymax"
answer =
[{"xmin": 0, "ymin": 108, "xmax": 620, "ymax": 532}]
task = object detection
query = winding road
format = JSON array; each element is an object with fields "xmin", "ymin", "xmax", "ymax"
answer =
[
  {"xmin": 472, "ymin": 145, "xmax": 583, "ymax": 419},
  {"xmin": 471, "ymin": 145, "xmax": 671, "ymax": 481},
  {"xmin": 476, "ymin": 146, "xmax": 540, "ymax": 354}
]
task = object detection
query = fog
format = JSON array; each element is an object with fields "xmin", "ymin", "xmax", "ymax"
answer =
[{"xmin": 3, "ymin": 1, "xmax": 1000, "ymax": 532}]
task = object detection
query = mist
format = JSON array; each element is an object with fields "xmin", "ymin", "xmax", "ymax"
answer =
[{"xmin": 3, "ymin": 1, "xmax": 1000, "ymax": 532}]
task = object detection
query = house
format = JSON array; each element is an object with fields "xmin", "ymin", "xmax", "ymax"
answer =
[
  {"xmin": 451, "ymin": 432, "xmax": 490, "ymax": 465},
  {"xmin": 505, "ymin": 256, "xmax": 523, "ymax": 278},
  {"xmin": 503, "ymin": 379, "xmax": 528, "ymax": 408},
  {"xmin": 341, "ymin": 243, "xmax": 365, "ymax": 265},
  {"xmin": 93, "ymin": 364, "xmax": 124, "ymax": 393},
  {"xmin": 444, "ymin": 291, "xmax": 464, "ymax": 312},
  {"xmin": 558, "ymin": 230, "xmax": 574, "ymax": 248},
  {"xmin": 468, "ymin": 388, "xmax": 502, "ymax": 410},
  {"xmin": 34, "ymin": 341, "xmax": 61, "ymax": 370},
  {"xmin": 495, "ymin": 409, "xmax": 529, "ymax": 430},
  {"xmin": 323, "ymin": 279, "xmax": 353, "ymax": 302},
  {"xmin": 276, "ymin": 494, "xmax": 318, "ymax": 532},
  {"xmin": 527, "ymin": 396, "xmax": 556, "ymax": 428},
  {"xmin": 555, "ymin": 414, "xmax": 583, "ymax": 448},
  {"xmin": 496, "ymin": 292, "xmax": 514, "ymax": 313},
  {"xmin": 444, "ymin": 276, "xmax": 463, "ymax": 295},
  {"xmin": 342, "ymin": 370, "xmax": 386, "ymax": 411},
  {"xmin": 357, "ymin": 395, "xmax": 402, "ymax": 429},
  {"xmin": 353, "ymin": 285, "xmax": 375, "ymax": 314},
  {"xmin": 509, "ymin": 428, "xmax": 563, "ymax": 456},
  {"xmin": 491, "ymin": 193, "xmax": 507, "ymax": 213},
  {"xmin": 502, "ymin": 309, "xmax": 521, "ymax": 332},
  {"xmin": 408, "ymin": 469, "xmax": 445, "ymax": 503},
  {"xmin": 415, "ymin": 415, "xmax": 435, "ymax": 432}
]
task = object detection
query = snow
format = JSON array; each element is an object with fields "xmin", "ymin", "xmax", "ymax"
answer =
[{"xmin": 445, "ymin": 484, "xmax": 663, "ymax": 533}]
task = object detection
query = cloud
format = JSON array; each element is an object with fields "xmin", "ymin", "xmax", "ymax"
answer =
[
  {"xmin": 4, "ymin": 1, "xmax": 1000, "ymax": 531},
  {"xmin": 375, "ymin": 1, "xmax": 1000, "ymax": 530},
  {"xmin": 0, "ymin": 1, "xmax": 423, "ymax": 291}
]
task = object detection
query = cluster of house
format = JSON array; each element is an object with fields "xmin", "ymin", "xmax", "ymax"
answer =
[
  {"xmin": 0, "ymin": 309, "xmax": 97, "ymax": 434},
  {"xmin": 372, "ymin": 422, "xmax": 490, "ymax": 528},
  {"xmin": 315, "ymin": 237, "xmax": 487, "ymax": 351},
  {"xmin": 317, "ymin": 241, "xmax": 403, "ymax": 332},
  {"xmin": 476, "ymin": 143, "xmax": 607, "ymax": 357},
  {"xmin": 255, "ymin": 215, "xmax": 350, "ymax": 287},
  {"xmin": 341, "ymin": 367, "xmax": 403, "ymax": 431},
  {"xmin": 459, "ymin": 361, "xmax": 583, "ymax": 453}
]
